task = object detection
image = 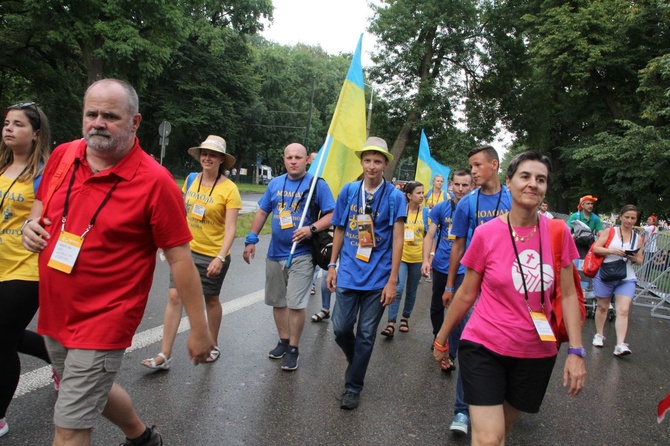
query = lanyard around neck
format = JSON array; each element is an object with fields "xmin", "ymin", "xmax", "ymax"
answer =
[
  {"xmin": 507, "ymin": 216, "xmax": 545, "ymax": 311},
  {"xmin": 62, "ymin": 159, "xmax": 120, "ymax": 238},
  {"xmin": 475, "ymin": 187, "xmax": 503, "ymax": 227},
  {"xmin": 281, "ymin": 174, "xmax": 306, "ymax": 211},
  {"xmin": 358, "ymin": 179, "xmax": 385, "ymax": 224},
  {"xmin": 0, "ymin": 165, "xmax": 29, "ymax": 213},
  {"xmin": 197, "ymin": 172, "xmax": 221, "ymax": 197}
]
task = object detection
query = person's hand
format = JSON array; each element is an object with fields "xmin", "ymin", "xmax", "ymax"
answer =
[
  {"xmin": 22, "ymin": 218, "xmax": 51, "ymax": 253},
  {"xmin": 243, "ymin": 244, "xmax": 255, "ymax": 264},
  {"xmin": 187, "ymin": 327, "xmax": 215, "ymax": 365},
  {"xmin": 326, "ymin": 267, "xmax": 337, "ymax": 292},
  {"xmin": 563, "ymin": 354, "xmax": 586, "ymax": 397},
  {"xmin": 442, "ymin": 289, "xmax": 454, "ymax": 307},
  {"xmin": 610, "ymin": 248, "xmax": 626, "ymax": 257},
  {"xmin": 380, "ymin": 280, "xmax": 397, "ymax": 306},
  {"xmin": 421, "ymin": 262, "xmax": 431, "ymax": 277},
  {"xmin": 206, "ymin": 256, "xmax": 223, "ymax": 277},
  {"xmin": 292, "ymin": 226, "xmax": 311, "ymax": 243},
  {"xmin": 433, "ymin": 340, "xmax": 449, "ymax": 365}
]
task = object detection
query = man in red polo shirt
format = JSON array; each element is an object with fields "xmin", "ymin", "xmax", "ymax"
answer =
[{"xmin": 22, "ymin": 78, "xmax": 213, "ymax": 446}]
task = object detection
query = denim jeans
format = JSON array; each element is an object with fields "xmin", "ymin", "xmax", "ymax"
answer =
[
  {"xmin": 319, "ymin": 268, "xmax": 332, "ymax": 310},
  {"xmin": 387, "ymin": 261, "xmax": 422, "ymax": 322},
  {"xmin": 332, "ymin": 287, "xmax": 385, "ymax": 394}
]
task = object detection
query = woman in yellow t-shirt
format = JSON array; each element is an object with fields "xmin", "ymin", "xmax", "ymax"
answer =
[
  {"xmin": 143, "ymin": 135, "xmax": 241, "ymax": 370},
  {"xmin": 0, "ymin": 102, "xmax": 51, "ymax": 437},
  {"xmin": 381, "ymin": 181, "xmax": 428, "ymax": 337},
  {"xmin": 424, "ymin": 174, "xmax": 446, "ymax": 209}
]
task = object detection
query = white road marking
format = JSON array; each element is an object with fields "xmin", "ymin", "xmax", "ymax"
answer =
[{"xmin": 14, "ymin": 290, "xmax": 264, "ymax": 398}]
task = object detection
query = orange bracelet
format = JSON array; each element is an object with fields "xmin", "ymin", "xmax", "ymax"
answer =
[{"xmin": 433, "ymin": 340, "xmax": 449, "ymax": 352}]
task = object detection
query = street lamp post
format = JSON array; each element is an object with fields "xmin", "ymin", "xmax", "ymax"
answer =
[{"xmin": 365, "ymin": 84, "xmax": 375, "ymax": 137}]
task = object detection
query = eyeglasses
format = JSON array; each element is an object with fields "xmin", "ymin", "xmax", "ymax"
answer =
[{"xmin": 7, "ymin": 102, "xmax": 41, "ymax": 130}]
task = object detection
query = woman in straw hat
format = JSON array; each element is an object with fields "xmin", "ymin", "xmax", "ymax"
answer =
[{"xmin": 142, "ymin": 135, "xmax": 241, "ymax": 369}]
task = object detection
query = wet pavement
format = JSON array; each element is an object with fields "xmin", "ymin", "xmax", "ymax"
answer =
[{"xmin": 6, "ymin": 233, "xmax": 670, "ymax": 445}]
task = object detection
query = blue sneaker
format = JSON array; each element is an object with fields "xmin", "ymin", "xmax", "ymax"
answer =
[
  {"xmin": 268, "ymin": 340, "xmax": 289, "ymax": 359},
  {"xmin": 281, "ymin": 347, "xmax": 299, "ymax": 371},
  {"xmin": 450, "ymin": 412, "xmax": 469, "ymax": 436}
]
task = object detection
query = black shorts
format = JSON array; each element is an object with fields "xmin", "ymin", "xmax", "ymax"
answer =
[{"xmin": 459, "ymin": 340, "xmax": 557, "ymax": 413}]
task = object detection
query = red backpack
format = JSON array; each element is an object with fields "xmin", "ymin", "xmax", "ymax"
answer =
[
  {"xmin": 548, "ymin": 219, "xmax": 586, "ymax": 345},
  {"xmin": 582, "ymin": 228, "xmax": 616, "ymax": 278}
]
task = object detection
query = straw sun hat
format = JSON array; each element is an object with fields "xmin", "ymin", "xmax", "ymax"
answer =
[
  {"xmin": 187, "ymin": 135, "xmax": 236, "ymax": 169},
  {"xmin": 354, "ymin": 136, "xmax": 394, "ymax": 162}
]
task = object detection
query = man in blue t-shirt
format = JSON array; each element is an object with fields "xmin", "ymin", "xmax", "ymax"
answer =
[
  {"xmin": 325, "ymin": 137, "xmax": 406, "ymax": 410},
  {"xmin": 243, "ymin": 143, "xmax": 335, "ymax": 372},
  {"xmin": 442, "ymin": 145, "xmax": 512, "ymax": 436},
  {"xmin": 422, "ymin": 169, "xmax": 474, "ymax": 365}
]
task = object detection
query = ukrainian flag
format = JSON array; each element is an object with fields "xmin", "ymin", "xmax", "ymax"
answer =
[
  {"xmin": 309, "ymin": 35, "xmax": 366, "ymax": 198},
  {"xmin": 415, "ymin": 129, "xmax": 451, "ymax": 190}
]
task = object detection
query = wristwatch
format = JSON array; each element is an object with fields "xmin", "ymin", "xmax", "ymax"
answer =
[
  {"xmin": 310, "ymin": 225, "xmax": 318, "ymax": 233},
  {"xmin": 567, "ymin": 346, "xmax": 586, "ymax": 358}
]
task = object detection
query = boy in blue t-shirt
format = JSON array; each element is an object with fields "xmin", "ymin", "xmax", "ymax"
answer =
[
  {"xmin": 325, "ymin": 137, "xmax": 406, "ymax": 411},
  {"xmin": 243, "ymin": 143, "xmax": 335, "ymax": 372}
]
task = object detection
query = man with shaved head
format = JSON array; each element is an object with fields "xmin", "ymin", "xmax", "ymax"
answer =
[{"xmin": 244, "ymin": 143, "xmax": 334, "ymax": 371}]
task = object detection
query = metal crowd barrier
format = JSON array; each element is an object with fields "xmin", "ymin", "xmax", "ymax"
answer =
[{"xmin": 633, "ymin": 230, "xmax": 670, "ymax": 319}]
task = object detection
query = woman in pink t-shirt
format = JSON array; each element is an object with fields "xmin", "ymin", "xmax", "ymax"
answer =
[{"xmin": 432, "ymin": 151, "xmax": 586, "ymax": 444}]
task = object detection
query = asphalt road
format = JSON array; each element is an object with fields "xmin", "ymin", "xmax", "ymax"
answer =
[{"xmin": 6, "ymin": 229, "xmax": 670, "ymax": 445}]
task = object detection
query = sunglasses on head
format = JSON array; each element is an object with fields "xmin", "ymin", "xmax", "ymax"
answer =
[{"xmin": 7, "ymin": 102, "xmax": 41, "ymax": 130}]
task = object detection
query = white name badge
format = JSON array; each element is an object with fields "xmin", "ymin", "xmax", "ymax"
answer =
[
  {"xmin": 530, "ymin": 312, "xmax": 557, "ymax": 342},
  {"xmin": 190, "ymin": 201, "xmax": 206, "ymax": 221},
  {"xmin": 356, "ymin": 245, "xmax": 372, "ymax": 262},
  {"xmin": 280, "ymin": 210, "xmax": 294, "ymax": 229},
  {"xmin": 48, "ymin": 231, "xmax": 84, "ymax": 274},
  {"xmin": 404, "ymin": 229, "xmax": 415, "ymax": 242}
]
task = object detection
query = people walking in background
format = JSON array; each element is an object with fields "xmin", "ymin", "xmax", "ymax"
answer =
[
  {"xmin": 433, "ymin": 151, "xmax": 585, "ymax": 444},
  {"xmin": 424, "ymin": 174, "xmax": 446, "ymax": 209},
  {"xmin": 591, "ymin": 205, "xmax": 644, "ymax": 356},
  {"xmin": 311, "ymin": 267, "xmax": 333, "ymax": 322},
  {"xmin": 642, "ymin": 215, "xmax": 658, "ymax": 280},
  {"xmin": 143, "ymin": 135, "xmax": 240, "ymax": 370},
  {"xmin": 243, "ymin": 143, "xmax": 334, "ymax": 371},
  {"xmin": 422, "ymin": 169, "xmax": 473, "ymax": 372},
  {"xmin": 381, "ymin": 181, "xmax": 428, "ymax": 337},
  {"xmin": 0, "ymin": 101, "xmax": 52, "ymax": 438},
  {"xmin": 326, "ymin": 137, "xmax": 406, "ymax": 410},
  {"xmin": 538, "ymin": 199, "xmax": 554, "ymax": 219},
  {"xmin": 567, "ymin": 195, "xmax": 604, "ymax": 258},
  {"xmin": 22, "ymin": 79, "xmax": 214, "ymax": 446}
]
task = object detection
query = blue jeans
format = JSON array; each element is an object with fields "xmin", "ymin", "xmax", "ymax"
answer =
[
  {"xmin": 319, "ymin": 268, "xmax": 332, "ymax": 310},
  {"xmin": 387, "ymin": 261, "xmax": 422, "ymax": 322},
  {"xmin": 332, "ymin": 287, "xmax": 385, "ymax": 394}
]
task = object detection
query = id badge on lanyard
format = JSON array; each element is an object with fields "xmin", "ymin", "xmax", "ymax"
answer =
[
  {"xmin": 190, "ymin": 200, "xmax": 206, "ymax": 221},
  {"xmin": 48, "ymin": 231, "xmax": 84, "ymax": 274},
  {"xmin": 280, "ymin": 209, "xmax": 294, "ymax": 229},
  {"xmin": 530, "ymin": 311, "xmax": 557, "ymax": 342}
]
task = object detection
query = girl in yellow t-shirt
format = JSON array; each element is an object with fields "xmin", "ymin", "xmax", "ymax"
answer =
[
  {"xmin": 424, "ymin": 174, "xmax": 447, "ymax": 209},
  {"xmin": 0, "ymin": 102, "xmax": 52, "ymax": 437},
  {"xmin": 143, "ymin": 135, "xmax": 241, "ymax": 370},
  {"xmin": 381, "ymin": 181, "xmax": 429, "ymax": 337}
]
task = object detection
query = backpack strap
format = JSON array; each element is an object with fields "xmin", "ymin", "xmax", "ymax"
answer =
[
  {"xmin": 41, "ymin": 139, "xmax": 81, "ymax": 218},
  {"xmin": 388, "ymin": 183, "xmax": 396, "ymax": 226},
  {"xmin": 185, "ymin": 172, "xmax": 199, "ymax": 194},
  {"xmin": 549, "ymin": 219, "xmax": 566, "ymax": 274}
]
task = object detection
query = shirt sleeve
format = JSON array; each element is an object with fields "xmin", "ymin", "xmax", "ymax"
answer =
[
  {"xmin": 451, "ymin": 194, "xmax": 471, "ymax": 238},
  {"xmin": 462, "ymin": 228, "xmax": 486, "ymax": 273}
]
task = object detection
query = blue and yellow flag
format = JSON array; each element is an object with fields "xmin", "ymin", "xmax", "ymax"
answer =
[
  {"xmin": 415, "ymin": 129, "xmax": 451, "ymax": 190},
  {"xmin": 309, "ymin": 35, "xmax": 366, "ymax": 198}
]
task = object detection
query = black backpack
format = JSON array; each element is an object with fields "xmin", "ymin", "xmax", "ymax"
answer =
[{"xmin": 305, "ymin": 177, "xmax": 334, "ymax": 270}]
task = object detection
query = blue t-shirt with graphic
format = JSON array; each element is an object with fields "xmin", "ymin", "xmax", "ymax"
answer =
[
  {"xmin": 428, "ymin": 200, "xmax": 465, "ymax": 276},
  {"xmin": 258, "ymin": 172, "xmax": 335, "ymax": 261},
  {"xmin": 451, "ymin": 186, "xmax": 512, "ymax": 246},
  {"xmin": 332, "ymin": 180, "xmax": 407, "ymax": 290}
]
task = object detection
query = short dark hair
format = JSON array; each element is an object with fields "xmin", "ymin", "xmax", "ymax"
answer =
[
  {"xmin": 505, "ymin": 151, "xmax": 552, "ymax": 182},
  {"xmin": 467, "ymin": 145, "xmax": 499, "ymax": 163},
  {"xmin": 403, "ymin": 180, "xmax": 424, "ymax": 198},
  {"xmin": 452, "ymin": 168, "xmax": 472, "ymax": 181}
]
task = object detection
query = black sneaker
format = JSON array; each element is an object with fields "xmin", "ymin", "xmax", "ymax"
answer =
[
  {"xmin": 268, "ymin": 340, "xmax": 289, "ymax": 359},
  {"xmin": 120, "ymin": 425, "xmax": 163, "ymax": 446},
  {"xmin": 340, "ymin": 391, "xmax": 360, "ymax": 410},
  {"xmin": 281, "ymin": 347, "xmax": 299, "ymax": 371}
]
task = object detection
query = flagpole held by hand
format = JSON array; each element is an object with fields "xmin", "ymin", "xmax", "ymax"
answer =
[{"xmin": 285, "ymin": 135, "xmax": 332, "ymax": 269}]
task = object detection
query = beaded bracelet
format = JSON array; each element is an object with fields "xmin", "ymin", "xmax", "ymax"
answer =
[{"xmin": 433, "ymin": 340, "xmax": 449, "ymax": 352}]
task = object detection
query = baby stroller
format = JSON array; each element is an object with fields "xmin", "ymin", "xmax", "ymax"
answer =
[{"xmin": 574, "ymin": 259, "xmax": 615, "ymax": 321}]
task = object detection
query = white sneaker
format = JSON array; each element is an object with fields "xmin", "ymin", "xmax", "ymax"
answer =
[
  {"xmin": 592, "ymin": 333, "xmax": 605, "ymax": 347},
  {"xmin": 614, "ymin": 343, "xmax": 632, "ymax": 356},
  {"xmin": 0, "ymin": 418, "xmax": 8, "ymax": 438}
]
